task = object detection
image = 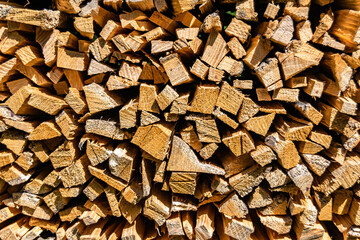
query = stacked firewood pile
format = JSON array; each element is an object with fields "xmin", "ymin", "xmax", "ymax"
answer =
[{"xmin": 0, "ymin": 0, "xmax": 360, "ymax": 239}]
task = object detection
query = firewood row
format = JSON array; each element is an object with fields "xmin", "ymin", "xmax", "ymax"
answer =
[{"xmin": 0, "ymin": 0, "xmax": 359, "ymax": 239}]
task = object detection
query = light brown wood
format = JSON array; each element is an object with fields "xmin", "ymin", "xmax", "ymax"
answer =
[
  {"xmin": 276, "ymin": 40, "xmax": 323, "ymax": 80},
  {"xmin": 131, "ymin": 122, "xmax": 173, "ymax": 161},
  {"xmin": 244, "ymin": 35, "xmax": 273, "ymax": 69},
  {"xmin": 201, "ymin": 30, "xmax": 229, "ymax": 68},
  {"xmin": 57, "ymin": 48, "xmax": 90, "ymax": 72},
  {"xmin": 265, "ymin": 132, "xmax": 300, "ymax": 169},
  {"xmin": 222, "ymin": 128, "xmax": 255, "ymax": 157}
]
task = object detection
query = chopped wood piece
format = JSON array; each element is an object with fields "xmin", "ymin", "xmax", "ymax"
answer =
[
  {"xmin": 235, "ymin": 0, "xmax": 257, "ymax": 20},
  {"xmin": 57, "ymin": 31, "xmax": 78, "ymax": 49},
  {"xmin": 264, "ymin": 3, "xmax": 280, "ymax": 19},
  {"xmin": 15, "ymin": 45, "xmax": 43, "ymax": 66},
  {"xmin": 64, "ymin": 88, "xmax": 88, "ymax": 114},
  {"xmin": 138, "ymin": 83, "xmax": 160, "ymax": 113},
  {"xmin": 83, "ymin": 83, "xmax": 122, "ymax": 114},
  {"xmin": 16, "ymin": 62, "xmax": 52, "ymax": 87},
  {"xmin": 0, "ymin": 129, "xmax": 28, "ymax": 155},
  {"xmin": 302, "ymin": 154, "xmax": 330, "ymax": 176},
  {"xmin": 222, "ymin": 128, "xmax": 255, "ymax": 156},
  {"xmin": 176, "ymin": 28, "xmax": 199, "ymax": 40},
  {"xmin": 201, "ymin": 30, "xmax": 229, "ymax": 68},
  {"xmin": 143, "ymin": 186, "xmax": 170, "ymax": 226},
  {"xmin": 248, "ymin": 185, "xmax": 272, "ymax": 208},
  {"xmin": 199, "ymin": 143, "xmax": 218, "ymax": 160},
  {"xmin": 230, "ymin": 164, "xmax": 269, "ymax": 197},
  {"xmin": 254, "ymin": 58, "xmax": 281, "ymax": 90},
  {"xmin": 217, "ymin": 56, "xmax": 244, "ymax": 76},
  {"xmin": 160, "ymin": 53, "xmax": 193, "ymax": 86},
  {"xmin": 265, "ymin": 132, "xmax": 300, "ymax": 169},
  {"xmin": 244, "ymin": 35, "xmax": 273, "ymax": 69},
  {"xmin": 156, "ymin": 85, "xmax": 179, "ymax": 111},
  {"xmin": 169, "ymin": 172, "xmax": 197, "ymax": 195},
  {"xmin": 308, "ymin": 129, "xmax": 332, "ymax": 149},
  {"xmin": 256, "ymin": 88, "xmax": 272, "ymax": 101},
  {"xmin": 274, "ymin": 116, "xmax": 313, "ymax": 141},
  {"xmin": 89, "ymin": 165, "xmax": 127, "ymax": 192},
  {"xmin": 168, "ymin": 135, "xmax": 225, "ymax": 175},
  {"xmin": 250, "ymin": 143, "xmax": 276, "ymax": 167},
  {"xmin": 59, "ymin": 155, "xmax": 90, "ymax": 188},
  {"xmin": 237, "ymin": 97, "xmax": 259, "ymax": 123},
  {"xmin": 272, "ymin": 88, "xmax": 299, "ymax": 102},
  {"xmin": 276, "ymin": 40, "xmax": 324, "ymax": 80},
  {"xmin": 121, "ymin": 217, "xmax": 145, "ymax": 240},
  {"xmin": 100, "ymin": 20, "xmax": 123, "ymax": 41},
  {"xmin": 258, "ymin": 214, "xmax": 292, "ymax": 234},
  {"xmin": 295, "ymin": 20, "xmax": 313, "ymax": 42},
  {"xmin": 85, "ymin": 119, "xmax": 131, "ymax": 140},
  {"xmin": 196, "ymin": 119, "xmax": 221, "ymax": 143},
  {"xmin": 83, "ymin": 178, "xmax": 105, "ymax": 201},
  {"xmin": 222, "ymin": 215, "xmax": 254, "ymax": 240},
  {"xmin": 188, "ymin": 84, "xmax": 219, "ymax": 114},
  {"xmin": 208, "ymin": 67, "xmax": 224, "ymax": 83},
  {"xmin": 297, "ymin": 140, "xmax": 324, "ymax": 154},
  {"xmin": 149, "ymin": 11, "xmax": 178, "ymax": 34},
  {"xmin": 288, "ymin": 164, "xmax": 313, "ymax": 196},
  {"xmin": 266, "ymin": 166, "xmax": 291, "ymax": 188},
  {"xmin": 270, "ymin": 15, "xmax": 294, "ymax": 46},
  {"xmin": 294, "ymin": 101, "xmax": 323, "ymax": 125},
  {"xmin": 0, "ymin": 58, "xmax": 17, "ymax": 84},
  {"xmin": 212, "ymin": 107, "xmax": 239, "ymax": 129},
  {"xmin": 218, "ymin": 191, "xmax": 248, "ymax": 218},
  {"xmin": 227, "ymin": 37, "xmax": 246, "ymax": 59},
  {"xmin": 57, "ymin": 48, "xmax": 89, "ymax": 71},
  {"xmin": 109, "ymin": 142, "xmax": 138, "ymax": 182},
  {"xmin": 243, "ymin": 113, "xmax": 275, "ymax": 136},
  {"xmin": 332, "ymin": 189, "xmax": 352, "ymax": 215},
  {"xmin": 225, "ymin": 18, "xmax": 251, "ymax": 44},
  {"xmin": 28, "ymin": 120, "xmax": 61, "ymax": 140},
  {"xmin": 201, "ymin": 11, "xmax": 222, "ymax": 33},
  {"xmin": 0, "ymin": 150, "xmax": 15, "ymax": 168},
  {"xmin": 195, "ymin": 204, "xmax": 215, "ymax": 240},
  {"xmin": 131, "ymin": 122, "xmax": 173, "ymax": 160},
  {"xmin": 5, "ymin": 8, "xmax": 60, "ymax": 30},
  {"xmin": 74, "ymin": 16, "xmax": 95, "ymax": 39},
  {"xmin": 190, "ymin": 59, "xmax": 209, "ymax": 80}
]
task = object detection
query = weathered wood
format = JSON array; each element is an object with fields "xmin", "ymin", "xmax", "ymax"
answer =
[
  {"xmin": 167, "ymin": 135, "xmax": 225, "ymax": 175},
  {"xmin": 265, "ymin": 132, "xmax": 300, "ymax": 169}
]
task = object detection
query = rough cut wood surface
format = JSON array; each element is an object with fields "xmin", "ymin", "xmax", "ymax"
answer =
[{"xmin": 0, "ymin": 0, "xmax": 359, "ymax": 239}]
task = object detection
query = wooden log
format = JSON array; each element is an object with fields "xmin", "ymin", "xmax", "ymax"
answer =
[
  {"xmin": 201, "ymin": 30, "xmax": 229, "ymax": 68},
  {"xmin": 131, "ymin": 122, "xmax": 173, "ymax": 161},
  {"xmin": 265, "ymin": 132, "xmax": 300, "ymax": 169},
  {"xmin": 109, "ymin": 142, "xmax": 138, "ymax": 182},
  {"xmin": 287, "ymin": 164, "xmax": 313, "ymax": 196},
  {"xmin": 5, "ymin": 8, "xmax": 60, "ymax": 30},
  {"xmin": 244, "ymin": 35, "xmax": 273, "ymax": 69},
  {"xmin": 88, "ymin": 165, "xmax": 127, "ymax": 192},
  {"xmin": 57, "ymin": 47, "xmax": 89, "ymax": 72},
  {"xmin": 195, "ymin": 204, "xmax": 215, "ymax": 240},
  {"xmin": 83, "ymin": 83, "xmax": 123, "ymax": 114},
  {"xmin": 229, "ymin": 165, "xmax": 271, "ymax": 197},
  {"xmin": 188, "ymin": 84, "xmax": 219, "ymax": 114},
  {"xmin": 167, "ymin": 135, "xmax": 225, "ymax": 175},
  {"xmin": 276, "ymin": 40, "xmax": 323, "ymax": 80},
  {"xmin": 270, "ymin": 15, "xmax": 294, "ymax": 46},
  {"xmin": 222, "ymin": 128, "xmax": 255, "ymax": 157}
]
